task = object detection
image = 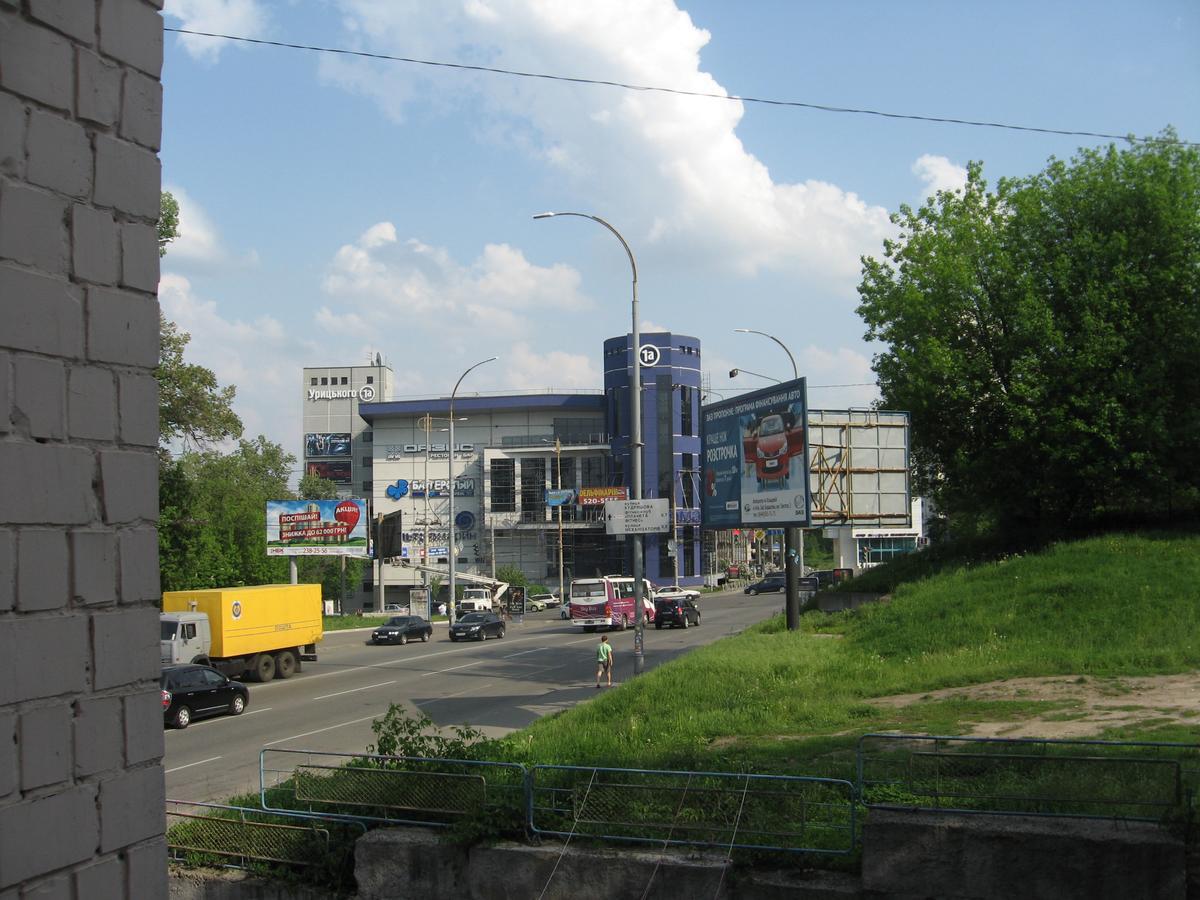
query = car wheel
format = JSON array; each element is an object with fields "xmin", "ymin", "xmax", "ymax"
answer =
[
  {"xmin": 681, "ymin": 614, "xmax": 689, "ymax": 629},
  {"xmin": 695, "ymin": 612, "xmax": 701, "ymax": 626},
  {"xmin": 497, "ymin": 626, "xmax": 506, "ymax": 639},
  {"xmin": 229, "ymin": 695, "xmax": 245, "ymax": 716},
  {"xmin": 173, "ymin": 705, "xmax": 191, "ymax": 729},
  {"xmin": 275, "ymin": 650, "xmax": 297, "ymax": 679},
  {"xmin": 449, "ymin": 635, "xmax": 458, "ymax": 642},
  {"xmin": 748, "ymin": 588, "xmax": 758, "ymax": 596},
  {"xmin": 477, "ymin": 631, "xmax": 485, "ymax": 641},
  {"xmin": 421, "ymin": 631, "xmax": 429, "ymax": 642},
  {"xmin": 399, "ymin": 633, "xmax": 408, "ymax": 646}
]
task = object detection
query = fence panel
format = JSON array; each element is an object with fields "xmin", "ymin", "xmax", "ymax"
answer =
[
  {"xmin": 529, "ymin": 765, "xmax": 856, "ymax": 855},
  {"xmin": 260, "ymin": 748, "xmax": 527, "ymax": 828},
  {"xmin": 166, "ymin": 799, "xmax": 364, "ymax": 873},
  {"xmin": 856, "ymin": 733, "xmax": 1200, "ymax": 820}
]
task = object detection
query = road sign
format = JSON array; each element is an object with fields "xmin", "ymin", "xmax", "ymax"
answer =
[{"xmin": 604, "ymin": 498, "xmax": 670, "ymax": 535}]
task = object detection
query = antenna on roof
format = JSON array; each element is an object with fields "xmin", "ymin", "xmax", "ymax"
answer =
[{"xmin": 375, "ymin": 352, "xmax": 383, "ymax": 366}]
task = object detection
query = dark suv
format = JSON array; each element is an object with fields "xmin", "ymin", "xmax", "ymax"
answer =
[
  {"xmin": 744, "ymin": 573, "xmax": 786, "ymax": 595},
  {"xmin": 653, "ymin": 596, "xmax": 701, "ymax": 629},
  {"xmin": 448, "ymin": 611, "xmax": 506, "ymax": 642},
  {"xmin": 371, "ymin": 615, "xmax": 433, "ymax": 645},
  {"xmin": 161, "ymin": 664, "xmax": 249, "ymax": 729}
]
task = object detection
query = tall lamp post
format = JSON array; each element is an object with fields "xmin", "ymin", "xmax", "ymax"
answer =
[
  {"xmin": 534, "ymin": 211, "xmax": 647, "ymax": 676},
  {"xmin": 448, "ymin": 356, "xmax": 497, "ymax": 626},
  {"xmin": 734, "ymin": 328, "xmax": 804, "ymax": 631},
  {"xmin": 729, "ymin": 367, "xmax": 782, "ymax": 384}
]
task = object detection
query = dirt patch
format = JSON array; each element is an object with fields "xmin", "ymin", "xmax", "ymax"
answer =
[{"xmin": 867, "ymin": 672, "xmax": 1200, "ymax": 739}]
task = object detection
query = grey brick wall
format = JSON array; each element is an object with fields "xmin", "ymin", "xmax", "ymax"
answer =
[{"xmin": 0, "ymin": 2, "xmax": 166, "ymax": 897}]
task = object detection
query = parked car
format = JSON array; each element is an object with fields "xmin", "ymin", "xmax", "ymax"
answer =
[
  {"xmin": 527, "ymin": 593, "xmax": 554, "ymax": 611},
  {"xmin": 371, "ymin": 615, "xmax": 433, "ymax": 645},
  {"xmin": 653, "ymin": 595, "xmax": 701, "ymax": 629},
  {"xmin": 161, "ymin": 664, "xmax": 249, "ymax": 729},
  {"xmin": 448, "ymin": 611, "xmax": 506, "ymax": 641},
  {"xmin": 744, "ymin": 573, "xmax": 786, "ymax": 595},
  {"xmin": 383, "ymin": 604, "xmax": 409, "ymax": 614},
  {"xmin": 810, "ymin": 568, "xmax": 854, "ymax": 589}
]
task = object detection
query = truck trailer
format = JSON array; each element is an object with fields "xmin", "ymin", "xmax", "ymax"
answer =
[{"xmin": 161, "ymin": 584, "xmax": 323, "ymax": 682}]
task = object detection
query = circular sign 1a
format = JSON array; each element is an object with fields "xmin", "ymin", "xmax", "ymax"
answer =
[{"xmin": 638, "ymin": 344, "xmax": 661, "ymax": 367}]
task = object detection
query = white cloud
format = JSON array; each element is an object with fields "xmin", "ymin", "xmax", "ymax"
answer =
[
  {"xmin": 320, "ymin": 222, "xmax": 590, "ymax": 337},
  {"xmin": 161, "ymin": 184, "xmax": 258, "ymax": 270},
  {"xmin": 322, "ymin": 1, "xmax": 894, "ymax": 287},
  {"xmin": 164, "ymin": 0, "xmax": 270, "ymax": 63},
  {"xmin": 912, "ymin": 154, "xmax": 969, "ymax": 200},
  {"xmin": 503, "ymin": 343, "xmax": 600, "ymax": 390}
]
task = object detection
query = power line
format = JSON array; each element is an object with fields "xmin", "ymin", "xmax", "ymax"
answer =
[{"xmin": 164, "ymin": 27, "xmax": 1196, "ymax": 148}]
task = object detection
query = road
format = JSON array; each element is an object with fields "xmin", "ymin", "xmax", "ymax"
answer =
[{"xmin": 164, "ymin": 588, "xmax": 781, "ymax": 803}]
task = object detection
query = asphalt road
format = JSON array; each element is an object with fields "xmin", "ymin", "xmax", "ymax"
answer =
[{"xmin": 164, "ymin": 587, "xmax": 782, "ymax": 803}]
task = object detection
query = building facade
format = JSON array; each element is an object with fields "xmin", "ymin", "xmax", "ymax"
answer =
[{"xmin": 301, "ymin": 362, "xmax": 394, "ymax": 499}]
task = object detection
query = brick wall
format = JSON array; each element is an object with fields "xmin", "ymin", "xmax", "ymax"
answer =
[{"xmin": 0, "ymin": 1, "xmax": 166, "ymax": 897}]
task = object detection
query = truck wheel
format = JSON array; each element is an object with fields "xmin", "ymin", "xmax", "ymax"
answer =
[
  {"xmin": 252, "ymin": 653, "xmax": 276, "ymax": 683},
  {"xmin": 173, "ymin": 706, "xmax": 192, "ymax": 729},
  {"xmin": 274, "ymin": 650, "xmax": 297, "ymax": 680}
]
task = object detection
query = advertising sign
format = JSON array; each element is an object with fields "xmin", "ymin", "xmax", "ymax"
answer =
[
  {"xmin": 306, "ymin": 460, "xmax": 352, "ymax": 484},
  {"xmin": 701, "ymin": 377, "xmax": 810, "ymax": 528},
  {"xmin": 305, "ymin": 432, "xmax": 351, "ymax": 458},
  {"xmin": 545, "ymin": 489, "xmax": 575, "ymax": 507},
  {"xmin": 266, "ymin": 499, "xmax": 369, "ymax": 556},
  {"xmin": 604, "ymin": 498, "xmax": 671, "ymax": 535},
  {"xmin": 578, "ymin": 486, "xmax": 629, "ymax": 506}
]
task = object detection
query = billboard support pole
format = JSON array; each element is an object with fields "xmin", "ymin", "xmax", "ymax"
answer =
[
  {"xmin": 290, "ymin": 558, "xmax": 297, "ymax": 586},
  {"xmin": 375, "ymin": 512, "xmax": 384, "ymax": 614}
]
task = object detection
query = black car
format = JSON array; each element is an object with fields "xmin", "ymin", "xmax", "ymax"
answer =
[
  {"xmin": 653, "ymin": 596, "xmax": 701, "ymax": 629},
  {"xmin": 448, "ymin": 611, "xmax": 505, "ymax": 642},
  {"xmin": 161, "ymin": 664, "xmax": 249, "ymax": 729},
  {"xmin": 371, "ymin": 615, "xmax": 433, "ymax": 645},
  {"xmin": 744, "ymin": 574, "xmax": 786, "ymax": 595}
]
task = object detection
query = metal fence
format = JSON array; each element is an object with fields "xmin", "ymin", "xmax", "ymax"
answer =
[
  {"xmin": 856, "ymin": 733, "xmax": 1200, "ymax": 821},
  {"xmin": 166, "ymin": 799, "xmax": 364, "ymax": 872},
  {"xmin": 529, "ymin": 765, "xmax": 857, "ymax": 855},
  {"xmin": 260, "ymin": 748, "xmax": 528, "ymax": 828}
]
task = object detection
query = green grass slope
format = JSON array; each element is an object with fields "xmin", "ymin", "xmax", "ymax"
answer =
[{"xmin": 494, "ymin": 532, "xmax": 1200, "ymax": 773}]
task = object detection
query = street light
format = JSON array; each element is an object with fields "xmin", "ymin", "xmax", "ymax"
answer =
[
  {"xmin": 448, "ymin": 357, "xmax": 497, "ymax": 626},
  {"xmin": 735, "ymin": 327, "xmax": 805, "ymax": 631},
  {"xmin": 729, "ymin": 367, "xmax": 782, "ymax": 384},
  {"xmin": 534, "ymin": 211, "xmax": 648, "ymax": 676}
]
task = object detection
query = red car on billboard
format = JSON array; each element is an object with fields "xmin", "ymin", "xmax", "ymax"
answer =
[{"xmin": 742, "ymin": 412, "xmax": 805, "ymax": 484}]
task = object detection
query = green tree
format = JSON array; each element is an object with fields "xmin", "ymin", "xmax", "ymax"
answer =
[
  {"xmin": 158, "ymin": 315, "xmax": 243, "ymax": 453},
  {"xmin": 159, "ymin": 190, "xmax": 180, "ymax": 256},
  {"xmin": 857, "ymin": 132, "xmax": 1200, "ymax": 535}
]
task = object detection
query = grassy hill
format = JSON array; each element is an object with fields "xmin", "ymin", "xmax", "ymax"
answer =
[{"xmin": 493, "ymin": 531, "xmax": 1200, "ymax": 774}]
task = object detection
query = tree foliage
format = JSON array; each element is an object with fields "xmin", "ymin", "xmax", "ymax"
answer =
[
  {"xmin": 857, "ymin": 132, "xmax": 1200, "ymax": 535},
  {"xmin": 158, "ymin": 315, "xmax": 243, "ymax": 453},
  {"xmin": 159, "ymin": 190, "xmax": 179, "ymax": 257}
]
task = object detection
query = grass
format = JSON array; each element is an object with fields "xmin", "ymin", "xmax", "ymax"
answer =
[{"xmin": 492, "ymin": 531, "xmax": 1200, "ymax": 775}]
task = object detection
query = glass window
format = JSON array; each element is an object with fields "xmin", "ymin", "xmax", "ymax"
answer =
[
  {"xmin": 201, "ymin": 669, "xmax": 225, "ymax": 686},
  {"xmin": 681, "ymin": 453, "xmax": 695, "ymax": 508},
  {"xmin": 362, "ymin": 480, "xmax": 372, "ymax": 492},
  {"xmin": 321, "ymin": 377, "xmax": 328, "ymax": 385},
  {"xmin": 680, "ymin": 385, "xmax": 693, "ymax": 436},
  {"xmin": 366, "ymin": 376, "xmax": 374, "ymax": 384},
  {"xmin": 491, "ymin": 459, "xmax": 516, "ymax": 512},
  {"xmin": 310, "ymin": 377, "xmax": 317, "ymax": 385},
  {"xmin": 341, "ymin": 376, "xmax": 348, "ymax": 385}
]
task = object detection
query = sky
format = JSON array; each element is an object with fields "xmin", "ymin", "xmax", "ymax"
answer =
[{"xmin": 158, "ymin": 0, "xmax": 1199, "ymax": 477}]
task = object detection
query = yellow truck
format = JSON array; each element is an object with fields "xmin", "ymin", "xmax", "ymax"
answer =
[{"xmin": 161, "ymin": 584, "xmax": 323, "ymax": 682}]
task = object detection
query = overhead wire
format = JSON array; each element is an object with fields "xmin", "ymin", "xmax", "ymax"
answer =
[{"xmin": 163, "ymin": 27, "xmax": 1196, "ymax": 148}]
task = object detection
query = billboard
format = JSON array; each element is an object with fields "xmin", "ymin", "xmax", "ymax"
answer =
[
  {"xmin": 266, "ymin": 499, "xmax": 369, "ymax": 556},
  {"xmin": 306, "ymin": 460, "xmax": 352, "ymax": 484},
  {"xmin": 305, "ymin": 432, "xmax": 351, "ymax": 457},
  {"xmin": 578, "ymin": 486, "xmax": 629, "ymax": 506},
  {"xmin": 701, "ymin": 378, "xmax": 810, "ymax": 529}
]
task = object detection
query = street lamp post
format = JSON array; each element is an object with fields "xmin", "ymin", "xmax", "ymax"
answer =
[
  {"xmin": 534, "ymin": 211, "xmax": 647, "ymax": 676},
  {"xmin": 734, "ymin": 328, "xmax": 804, "ymax": 631},
  {"xmin": 448, "ymin": 357, "xmax": 497, "ymax": 626},
  {"xmin": 729, "ymin": 367, "xmax": 782, "ymax": 384}
]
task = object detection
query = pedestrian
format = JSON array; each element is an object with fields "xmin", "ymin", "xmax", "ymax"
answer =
[{"xmin": 595, "ymin": 634, "xmax": 613, "ymax": 688}]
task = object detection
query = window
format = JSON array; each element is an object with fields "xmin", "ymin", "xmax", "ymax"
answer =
[
  {"xmin": 321, "ymin": 377, "xmax": 328, "ymax": 385},
  {"xmin": 491, "ymin": 459, "xmax": 516, "ymax": 512},
  {"xmin": 362, "ymin": 457, "xmax": 372, "ymax": 467},
  {"xmin": 182, "ymin": 623, "xmax": 196, "ymax": 640},
  {"xmin": 362, "ymin": 431, "xmax": 373, "ymax": 443},
  {"xmin": 521, "ymin": 458, "xmax": 546, "ymax": 521},
  {"xmin": 366, "ymin": 376, "xmax": 374, "ymax": 384},
  {"xmin": 683, "ymin": 526, "xmax": 696, "ymax": 576},
  {"xmin": 310, "ymin": 377, "xmax": 317, "ymax": 385},
  {"xmin": 681, "ymin": 453, "xmax": 695, "ymax": 508},
  {"xmin": 680, "ymin": 385, "xmax": 693, "ymax": 436},
  {"xmin": 362, "ymin": 480, "xmax": 372, "ymax": 492},
  {"xmin": 341, "ymin": 376, "xmax": 348, "ymax": 385}
]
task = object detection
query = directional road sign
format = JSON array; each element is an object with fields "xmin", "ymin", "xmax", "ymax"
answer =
[{"xmin": 604, "ymin": 498, "xmax": 671, "ymax": 535}]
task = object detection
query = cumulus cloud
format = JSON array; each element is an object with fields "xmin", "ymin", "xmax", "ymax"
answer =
[
  {"xmin": 320, "ymin": 1, "xmax": 893, "ymax": 287},
  {"xmin": 164, "ymin": 0, "xmax": 270, "ymax": 63},
  {"xmin": 912, "ymin": 154, "xmax": 969, "ymax": 200},
  {"xmin": 319, "ymin": 222, "xmax": 590, "ymax": 337},
  {"xmin": 503, "ymin": 343, "xmax": 600, "ymax": 390},
  {"xmin": 161, "ymin": 184, "xmax": 258, "ymax": 270}
]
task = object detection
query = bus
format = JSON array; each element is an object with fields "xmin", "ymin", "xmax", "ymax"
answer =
[{"xmin": 567, "ymin": 576, "xmax": 656, "ymax": 631}]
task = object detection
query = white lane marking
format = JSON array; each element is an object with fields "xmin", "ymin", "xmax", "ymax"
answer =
[
  {"xmin": 166, "ymin": 756, "xmax": 221, "ymax": 774},
  {"xmin": 313, "ymin": 681, "xmax": 396, "ymax": 701},
  {"xmin": 501, "ymin": 648, "xmax": 550, "ymax": 659},
  {"xmin": 245, "ymin": 707, "xmax": 272, "ymax": 716},
  {"xmin": 421, "ymin": 660, "xmax": 484, "ymax": 678},
  {"xmin": 263, "ymin": 714, "xmax": 382, "ymax": 747}
]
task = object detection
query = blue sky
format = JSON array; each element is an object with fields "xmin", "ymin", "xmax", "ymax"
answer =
[{"xmin": 158, "ymin": 1, "xmax": 1199, "ymax": 473}]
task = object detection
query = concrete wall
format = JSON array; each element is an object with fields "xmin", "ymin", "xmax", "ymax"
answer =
[{"xmin": 0, "ymin": 0, "xmax": 166, "ymax": 896}]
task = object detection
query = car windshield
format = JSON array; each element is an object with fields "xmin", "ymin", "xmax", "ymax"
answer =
[
  {"xmin": 459, "ymin": 614, "xmax": 485, "ymax": 624},
  {"xmin": 759, "ymin": 415, "xmax": 784, "ymax": 436},
  {"xmin": 160, "ymin": 621, "xmax": 177, "ymax": 640},
  {"xmin": 385, "ymin": 617, "xmax": 408, "ymax": 626}
]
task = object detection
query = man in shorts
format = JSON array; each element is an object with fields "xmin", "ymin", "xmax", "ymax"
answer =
[{"xmin": 595, "ymin": 634, "xmax": 613, "ymax": 688}]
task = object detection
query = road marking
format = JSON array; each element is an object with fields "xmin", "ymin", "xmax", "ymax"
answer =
[
  {"xmin": 245, "ymin": 707, "xmax": 272, "ymax": 716},
  {"xmin": 166, "ymin": 756, "xmax": 221, "ymax": 774},
  {"xmin": 263, "ymin": 714, "xmax": 382, "ymax": 747},
  {"xmin": 421, "ymin": 660, "xmax": 484, "ymax": 677},
  {"xmin": 313, "ymin": 681, "xmax": 396, "ymax": 700},
  {"xmin": 501, "ymin": 648, "xmax": 550, "ymax": 659}
]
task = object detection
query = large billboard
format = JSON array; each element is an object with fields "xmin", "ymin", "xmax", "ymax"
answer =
[
  {"xmin": 306, "ymin": 432, "xmax": 351, "ymax": 457},
  {"xmin": 266, "ymin": 499, "xmax": 369, "ymax": 556},
  {"xmin": 701, "ymin": 378, "xmax": 810, "ymax": 529},
  {"xmin": 306, "ymin": 460, "xmax": 352, "ymax": 484}
]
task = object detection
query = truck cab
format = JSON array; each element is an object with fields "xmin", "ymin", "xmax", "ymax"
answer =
[
  {"xmin": 160, "ymin": 611, "xmax": 213, "ymax": 666},
  {"xmin": 459, "ymin": 587, "xmax": 493, "ymax": 612}
]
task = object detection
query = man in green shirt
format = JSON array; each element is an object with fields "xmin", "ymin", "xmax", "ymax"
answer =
[{"xmin": 596, "ymin": 635, "xmax": 613, "ymax": 687}]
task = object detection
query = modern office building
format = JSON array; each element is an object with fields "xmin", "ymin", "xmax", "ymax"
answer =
[
  {"xmin": 301, "ymin": 360, "xmax": 395, "ymax": 499},
  {"xmin": 351, "ymin": 332, "xmax": 704, "ymax": 610}
]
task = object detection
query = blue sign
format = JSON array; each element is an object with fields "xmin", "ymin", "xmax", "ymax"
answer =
[
  {"xmin": 455, "ymin": 511, "xmax": 475, "ymax": 530},
  {"xmin": 545, "ymin": 489, "xmax": 575, "ymax": 507},
  {"xmin": 386, "ymin": 479, "xmax": 409, "ymax": 500},
  {"xmin": 700, "ymin": 378, "xmax": 810, "ymax": 529}
]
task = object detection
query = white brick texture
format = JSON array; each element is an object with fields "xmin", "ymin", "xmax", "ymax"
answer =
[
  {"xmin": 117, "ymin": 527, "xmax": 157, "ymax": 605},
  {"xmin": 98, "ymin": 765, "xmax": 165, "ymax": 852},
  {"xmin": 29, "ymin": 0, "xmax": 97, "ymax": 43},
  {"xmin": 0, "ymin": 181, "xmax": 68, "ymax": 273},
  {"xmin": 0, "ymin": 786, "xmax": 98, "ymax": 888},
  {"xmin": 91, "ymin": 607, "xmax": 158, "ymax": 690},
  {"xmin": 16, "ymin": 528, "xmax": 69, "ymax": 611},
  {"xmin": 0, "ymin": 443, "xmax": 95, "ymax": 525},
  {"xmin": 0, "ymin": 14, "xmax": 73, "ymax": 111},
  {"xmin": 122, "ymin": 689, "xmax": 163, "ymax": 766},
  {"xmin": 0, "ymin": 91, "xmax": 25, "ymax": 177},
  {"xmin": 19, "ymin": 703, "xmax": 72, "ymax": 789},
  {"xmin": 73, "ymin": 857, "xmax": 124, "ymax": 900},
  {"xmin": 119, "ymin": 220, "xmax": 157, "ymax": 292},
  {"xmin": 0, "ymin": 265, "xmax": 84, "ymax": 357},
  {"xmin": 72, "ymin": 204, "xmax": 120, "ymax": 285},
  {"xmin": 73, "ymin": 696, "xmax": 123, "ymax": 777},
  {"xmin": 72, "ymin": 528, "xmax": 117, "ymax": 606},
  {"xmin": 76, "ymin": 48, "xmax": 121, "ymax": 127},
  {"xmin": 68, "ymin": 364, "xmax": 117, "ymax": 440},
  {"xmin": 26, "ymin": 109, "xmax": 93, "ymax": 198},
  {"xmin": 93, "ymin": 134, "xmax": 160, "ymax": 219},
  {"xmin": 120, "ymin": 69, "xmax": 161, "ymax": 151},
  {"xmin": 0, "ymin": 712, "xmax": 13, "ymax": 798},
  {"xmin": 86, "ymin": 286, "xmax": 159, "ymax": 367},
  {"xmin": 14, "ymin": 354, "xmax": 66, "ymax": 440},
  {"xmin": 98, "ymin": 0, "xmax": 163, "ymax": 77},
  {"xmin": 117, "ymin": 372, "xmax": 157, "ymax": 446},
  {"xmin": 0, "ymin": 616, "xmax": 89, "ymax": 705},
  {"xmin": 99, "ymin": 449, "xmax": 157, "ymax": 523},
  {"xmin": 0, "ymin": 531, "xmax": 11, "ymax": 611}
]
